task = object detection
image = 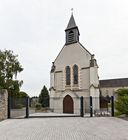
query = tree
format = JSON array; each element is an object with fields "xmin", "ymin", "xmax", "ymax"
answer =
[
  {"xmin": 39, "ymin": 86, "xmax": 49, "ymax": 107},
  {"xmin": 115, "ymin": 88, "xmax": 128, "ymax": 115},
  {"xmin": 18, "ymin": 91, "xmax": 28, "ymax": 98},
  {"xmin": 0, "ymin": 49, "xmax": 23, "ymax": 96}
]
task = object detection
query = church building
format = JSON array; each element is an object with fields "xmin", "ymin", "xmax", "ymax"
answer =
[{"xmin": 49, "ymin": 14, "xmax": 100, "ymax": 114}]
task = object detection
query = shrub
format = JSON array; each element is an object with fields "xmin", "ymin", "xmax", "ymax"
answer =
[
  {"xmin": 15, "ymin": 104, "xmax": 23, "ymax": 109},
  {"xmin": 114, "ymin": 111, "xmax": 122, "ymax": 117},
  {"xmin": 115, "ymin": 96, "xmax": 128, "ymax": 115},
  {"xmin": 115, "ymin": 88, "xmax": 128, "ymax": 115},
  {"xmin": 35, "ymin": 103, "xmax": 42, "ymax": 110}
]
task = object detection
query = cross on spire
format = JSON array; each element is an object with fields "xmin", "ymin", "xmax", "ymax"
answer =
[{"xmin": 71, "ymin": 8, "xmax": 73, "ymax": 15}]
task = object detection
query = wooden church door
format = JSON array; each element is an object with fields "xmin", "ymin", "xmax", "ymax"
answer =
[{"xmin": 63, "ymin": 95, "xmax": 74, "ymax": 113}]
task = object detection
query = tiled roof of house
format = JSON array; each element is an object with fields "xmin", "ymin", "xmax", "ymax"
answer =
[{"xmin": 100, "ymin": 78, "xmax": 128, "ymax": 88}]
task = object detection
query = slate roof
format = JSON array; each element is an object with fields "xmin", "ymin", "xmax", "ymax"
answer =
[
  {"xmin": 100, "ymin": 78, "xmax": 128, "ymax": 88},
  {"xmin": 66, "ymin": 14, "xmax": 77, "ymax": 30}
]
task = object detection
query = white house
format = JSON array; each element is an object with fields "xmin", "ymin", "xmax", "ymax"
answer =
[{"xmin": 49, "ymin": 14, "xmax": 100, "ymax": 114}]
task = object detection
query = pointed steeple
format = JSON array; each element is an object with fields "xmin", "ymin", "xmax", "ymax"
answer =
[
  {"xmin": 66, "ymin": 14, "xmax": 77, "ymax": 30},
  {"xmin": 65, "ymin": 14, "xmax": 80, "ymax": 45}
]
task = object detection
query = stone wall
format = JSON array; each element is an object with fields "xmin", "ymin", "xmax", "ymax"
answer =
[{"xmin": 0, "ymin": 90, "xmax": 8, "ymax": 120}]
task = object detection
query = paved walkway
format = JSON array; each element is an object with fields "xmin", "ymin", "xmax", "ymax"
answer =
[
  {"xmin": 29, "ymin": 112, "xmax": 80, "ymax": 117},
  {"xmin": 0, "ymin": 117, "xmax": 128, "ymax": 140},
  {"xmin": 29, "ymin": 112, "xmax": 90, "ymax": 118}
]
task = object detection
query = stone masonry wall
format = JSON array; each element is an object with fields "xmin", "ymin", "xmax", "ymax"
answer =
[{"xmin": 0, "ymin": 90, "xmax": 8, "ymax": 120}]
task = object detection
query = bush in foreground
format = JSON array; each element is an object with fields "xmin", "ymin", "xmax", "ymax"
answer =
[{"xmin": 115, "ymin": 88, "xmax": 128, "ymax": 116}]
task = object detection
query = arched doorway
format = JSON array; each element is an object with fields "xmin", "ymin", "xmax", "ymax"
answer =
[{"xmin": 63, "ymin": 95, "xmax": 74, "ymax": 113}]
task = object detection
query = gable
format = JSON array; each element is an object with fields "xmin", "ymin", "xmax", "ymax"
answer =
[{"xmin": 54, "ymin": 42, "xmax": 92, "ymax": 69}]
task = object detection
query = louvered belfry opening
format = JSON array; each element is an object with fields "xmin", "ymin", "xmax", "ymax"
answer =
[{"xmin": 68, "ymin": 30, "xmax": 74, "ymax": 43}]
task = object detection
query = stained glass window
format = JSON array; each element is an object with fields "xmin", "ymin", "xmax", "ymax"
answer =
[
  {"xmin": 73, "ymin": 65, "xmax": 78, "ymax": 84},
  {"xmin": 66, "ymin": 66, "xmax": 70, "ymax": 85}
]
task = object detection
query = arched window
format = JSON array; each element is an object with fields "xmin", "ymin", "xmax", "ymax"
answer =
[
  {"xmin": 68, "ymin": 30, "xmax": 74, "ymax": 43},
  {"xmin": 73, "ymin": 65, "xmax": 78, "ymax": 84},
  {"xmin": 66, "ymin": 66, "xmax": 71, "ymax": 85}
]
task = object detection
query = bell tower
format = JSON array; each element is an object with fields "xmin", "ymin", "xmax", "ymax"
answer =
[{"xmin": 65, "ymin": 14, "xmax": 80, "ymax": 45}]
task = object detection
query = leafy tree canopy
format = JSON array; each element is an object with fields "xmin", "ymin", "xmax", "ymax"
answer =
[
  {"xmin": 19, "ymin": 91, "xmax": 28, "ymax": 97},
  {"xmin": 0, "ymin": 49, "xmax": 23, "ymax": 96},
  {"xmin": 115, "ymin": 88, "xmax": 128, "ymax": 97},
  {"xmin": 14, "ymin": 91, "xmax": 28, "ymax": 98}
]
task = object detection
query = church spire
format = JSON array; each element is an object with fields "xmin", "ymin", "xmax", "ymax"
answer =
[
  {"xmin": 65, "ymin": 13, "xmax": 80, "ymax": 45},
  {"xmin": 66, "ymin": 14, "xmax": 77, "ymax": 30}
]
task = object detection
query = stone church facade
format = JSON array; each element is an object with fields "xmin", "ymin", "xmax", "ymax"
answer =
[{"xmin": 49, "ymin": 14, "xmax": 100, "ymax": 114}]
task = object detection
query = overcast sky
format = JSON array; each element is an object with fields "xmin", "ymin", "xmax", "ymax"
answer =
[{"xmin": 0, "ymin": 0, "xmax": 128, "ymax": 96}]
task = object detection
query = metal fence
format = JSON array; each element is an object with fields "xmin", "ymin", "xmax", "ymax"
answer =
[
  {"xmin": 30, "ymin": 96, "xmax": 114, "ymax": 117},
  {"xmin": 7, "ymin": 95, "xmax": 114, "ymax": 118},
  {"xmin": 8, "ymin": 96, "xmax": 29, "ymax": 119}
]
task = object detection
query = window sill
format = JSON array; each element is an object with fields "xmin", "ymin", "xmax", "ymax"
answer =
[
  {"xmin": 72, "ymin": 85, "xmax": 79, "ymax": 90},
  {"xmin": 65, "ymin": 85, "xmax": 71, "ymax": 89},
  {"xmin": 73, "ymin": 84, "xmax": 79, "ymax": 87}
]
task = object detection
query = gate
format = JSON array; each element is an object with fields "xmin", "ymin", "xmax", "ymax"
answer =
[
  {"xmin": 8, "ymin": 96, "xmax": 29, "ymax": 119},
  {"xmin": 81, "ymin": 96, "xmax": 114, "ymax": 117},
  {"xmin": 7, "ymin": 95, "xmax": 114, "ymax": 118}
]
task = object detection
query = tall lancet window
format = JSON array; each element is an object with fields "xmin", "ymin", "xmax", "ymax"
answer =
[
  {"xmin": 66, "ymin": 66, "xmax": 71, "ymax": 85},
  {"xmin": 68, "ymin": 30, "xmax": 74, "ymax": 43},
  {"xmin": 73, "ymin": 65, "xmax": 78, "ymax": 84}
]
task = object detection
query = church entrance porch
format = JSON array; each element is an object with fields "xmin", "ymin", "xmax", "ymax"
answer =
[{"xmin": 63, "ymin": 95, "xmax": 74, "ymax": 114}]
